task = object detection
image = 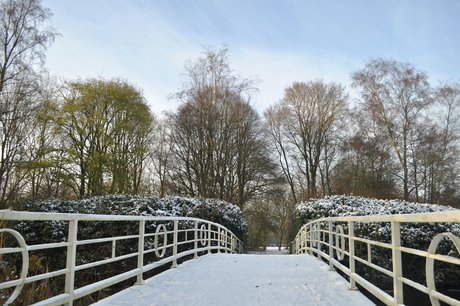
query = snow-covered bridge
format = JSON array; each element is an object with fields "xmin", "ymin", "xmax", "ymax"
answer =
[
  {"xmin": 1, "ymin": 210, "xmax": 460, "ymax": 305},
  {"xmin": 93, "ymin": 249, "xmax": 373, "ymax": 306}
]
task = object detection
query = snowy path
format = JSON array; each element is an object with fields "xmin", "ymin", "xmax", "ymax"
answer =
[{"xmin": 93, "ymin": 250, "xmax": 374, "ymax": 306}]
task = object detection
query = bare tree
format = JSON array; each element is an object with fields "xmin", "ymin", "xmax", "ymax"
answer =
[
  {"xmin": 0, "ymin": 0, "xmax": 58, "ymax": 208},
  {"xmin": 168, "ymin": 46, "xmax": 277, "ymax": 207},
  {"xmin": 0, "ymin": 0, "xmax": 58, "ymax": 93},
  {"xmin": 413, "ymin": 82, "xmax": 460, "ymax": 205},
  {"xmin": 270, "ymin": 190, "xmax": 295, "ymax": 250},
  {"xmin": 148, "ymin": 117, "xmax": 173, "ymax": 198},
  {"xmin": 243, "ymin": 199, "xmax": 276, "ymax": 250},
  {"xmin": 331, "ymin": 94, "xmax": 399, "ymax": 199},
  {"xmin": 264, "ymin": 104, "xmax": 299, "ymax": 203},
  {"xmin": 351, "ymin": 59, "xmax": 432, "ymax": 200},
  {"xmin": 267, "ymin": 80, "xmax": 348, "ymax": 199}
]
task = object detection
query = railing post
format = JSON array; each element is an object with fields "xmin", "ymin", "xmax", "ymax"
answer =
[
  {"xmin": 136, "ymin": 219, "xmax": 145, "ymax": 285},
  {"xmin": 207, "ymin": 223, "xmax": 212, "ymax": 254},
  {"xmin": 391, "ymin": 221, "xmax": 403, "ymax": 305},
  {"xmin": 367, "ymin": 243, "xmax": 372, "ymax": 263},
  {"xmin": 224, "ymin": 229, "xmax": 227, "ymax": 253},
  {"xmin": 298, "ymin": 229, "xmax": 302, "ymax": 254},
  {"xmin": 304, "ymin": 227, "xmax": 308, "ymax": 254},
  {"xmin": 306, "ymin": 225, "xmax": 310, "ymax": 254},
  {"xmin": 309, "ymin": 224, "xmax": 313, "ymax": 255},
  {"xmin": 298, "ymin": 229, "xmax": 301, "ymax": 253},
  {"xmin": 112, "ymin": 240, "xmax": 116, "ymax": 258},
  {"xmin": 328, "ymin": 221, "xmax": 334, "ymax": 271},
  {"xmin": 217, "ymin": 227, "xmax": 221, "ymax": 254},
  {"xmin": 317, "ymin": 224, "xmax": 321, "ymax": 260},
  {"xmin": 65, "ymin": 219, "xmax": 78, "ymax": 306},
  {"xmin": 348, "ymin": 221, "xmax": 357, "ymax": 290},
  {"xmin": 194, "ymin": 221, "xmax": 198, "ymax": 259},
  {"xmin": 227, "ymin": 231, "xmax": 230, "ymax": 253},
  {"xmin": 172, "ymin": 219, "xmax": 178, "ymax": 268}
]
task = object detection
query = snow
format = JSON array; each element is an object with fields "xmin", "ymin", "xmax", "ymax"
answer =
[
  {"xmin": 93, "ymin": 248, "xmax": 373, "ymax": 306},
  {"xmin": 247, "ymin": 247, "xmax": 290, "ymax": 255},
  {"xmin": 16, "ymin": 195, "xmax": 248, "ymax": 245},
  {"xmin": 295, "ymin": 195, "xmax": 457, "ymax": 219}
]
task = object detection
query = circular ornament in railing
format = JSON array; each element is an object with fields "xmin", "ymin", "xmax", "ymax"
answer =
[
  {"xmin": 154, "ymin": 224, "xmax": 167, "ymax": 258},
  {"xmin": 0, "ymin": 229, "xmax": 29, "ymax": 305},
  {"xmin": 335, "ymin": 225, "xmax": 345, "ymax": 261},
  {"xmin": 426, "ymin": 232, "xmax": 460, "ymax": 306},
  {"xmin": 220, "ymin": 230, "xmax": 226, "ymax": 247},
  {"xmin": 200, "ymin": 224, "xmax": 207, "ymax": 246}
]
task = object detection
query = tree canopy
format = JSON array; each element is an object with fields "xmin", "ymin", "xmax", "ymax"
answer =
[{"xmin": 1, "ymin": 0, "xmax": 460, "ymax": 253}]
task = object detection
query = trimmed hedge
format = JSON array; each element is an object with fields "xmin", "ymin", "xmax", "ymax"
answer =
[{"xmin": 15, "ymin": 195, "xmax": 248, "ymax": 242}]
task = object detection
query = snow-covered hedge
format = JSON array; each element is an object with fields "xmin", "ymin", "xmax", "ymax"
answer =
[
  {"xmin": 15, "ymin": 195, "xmax": 248, "ymax": 242},
  {"xmin": 295, "ymin": 195, "xmax": 456, "ymax": 222},
  {"xmin": 294, "ymin": 196, "xmax": 460, "ymax": 289}
]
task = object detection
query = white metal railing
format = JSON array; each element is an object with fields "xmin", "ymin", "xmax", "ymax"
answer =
[
  {"xmin": 0, "ymin": 210, "xmax": 243, "ymax": 305},
  {"xmin": 293, "ymin": 211, "xmax": 460, "ymax": 306}
]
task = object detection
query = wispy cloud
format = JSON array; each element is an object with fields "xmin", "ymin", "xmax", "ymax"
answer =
[{"xmin": 42, "ymin": 0, "xmax": 460, "ymax": 114}]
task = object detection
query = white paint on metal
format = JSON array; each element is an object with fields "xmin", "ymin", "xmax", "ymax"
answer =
[
  {"xmin": 65, "ymin": 219, "xmax": 78, "ymax": 306},
  {"xmin": 348, "ymin": 220, "xmax": 357, "ymax": 291},
  {"xmin": 172, "ymin": 220, "xmax": 178, "ymax": 268},
  {"xmin": 335, "ymin": 224, "xmax": 345, "ymax": 261},
  {"xmin": 200, "ymin": 224, "xmax": 207, "ymax": 246},
  {"xmin": 391, "ymin": 221, "xmax": 403, "ymax": 305},
  {"xmin": 426, "ymin": 233, "xmax": 460, "ymax": 306},
  {"xmin": 0, "ymin": 229, "xmax": 29, "ymax": 305},
  {"xmin": 0, "ymin": 210, "xmax": 243, "ymax": 305},
  {"xmin": 154, "ymin": 224, "xmax": 167, "ymax": 258},
  {"xmin": 294, "ymin": 211, "xmax": 460, "ymax": 306}
]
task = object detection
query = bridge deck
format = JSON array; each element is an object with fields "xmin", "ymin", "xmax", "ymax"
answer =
[{"xmin": 93, "ymin": 250, "xmax": 373, "ymax": 306}]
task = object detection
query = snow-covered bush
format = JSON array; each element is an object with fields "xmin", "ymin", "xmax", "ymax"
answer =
[
  {"xmin": 14, "ymin": 195, "xmax": 246, "ymax": 266},
  {"xmin": 295, "ymin": 195, "xmax": 456, "ymax": 223},
  {"xmin": 294, "ymin": 195, "xmax": 460, "ymax": 289},
  {"xmin": 15, "ymin": 195, "xmax": 247, "ymax": 241}
]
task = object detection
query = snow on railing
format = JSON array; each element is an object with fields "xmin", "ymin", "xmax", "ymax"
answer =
[
  {"xmin": 293, "ymin": 211, "xmax": 460, "ymax": 306},
  {"xmin": 0, "ymin": 210, "xmax": 243, "ymax": 305}
]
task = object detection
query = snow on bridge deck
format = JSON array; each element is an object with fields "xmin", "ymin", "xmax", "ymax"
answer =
[{"xmin": 93, "ymin": 248, "xmax": 373, "ymax": 306}]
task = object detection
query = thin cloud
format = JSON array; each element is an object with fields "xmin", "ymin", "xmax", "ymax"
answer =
[{"xmin": 42, "ymin": 0, "xmax": 460, "ymax": 114}]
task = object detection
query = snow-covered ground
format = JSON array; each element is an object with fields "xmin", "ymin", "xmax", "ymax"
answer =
[
  {"xmin": 93, "ymin": 249, "xmax": 373, "ymax": 306},
  {"xmin": 247, "ymin": 246, "xmax": 290, "ymax": 255}
]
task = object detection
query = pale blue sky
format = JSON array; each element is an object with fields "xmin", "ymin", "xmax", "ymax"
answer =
[{"xmin": 42, "ymin": 0, "xmax": 460, "ymax": 115}]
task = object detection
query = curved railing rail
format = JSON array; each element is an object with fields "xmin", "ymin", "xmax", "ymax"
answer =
[
  {"xmin": 293, "ymin": 211, "xmax": 460, "ymax": 306},
  {"xmin": 0, "ymin": 210, "xmax": 243, "ymax": 305}
]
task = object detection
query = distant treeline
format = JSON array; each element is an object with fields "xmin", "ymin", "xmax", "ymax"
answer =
[{"xmin": 1, "ymin": 0, "xmax": 459, "ymax": 214}]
